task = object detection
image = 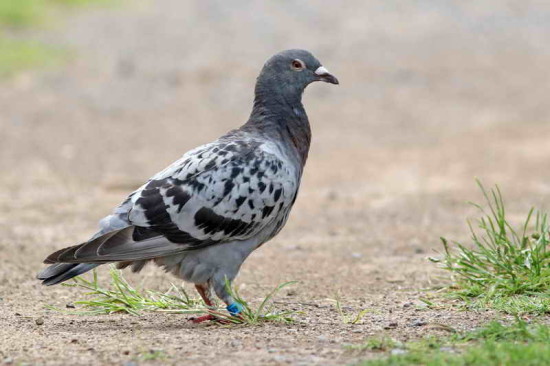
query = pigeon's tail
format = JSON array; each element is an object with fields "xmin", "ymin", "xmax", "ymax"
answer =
[
  {"xmin": 37, "ymin": 226, "xmax": 187, "ymax": 285},
  {"xmin": 37, "ymin": 263, "xmax": 99, "ymax": 286}
]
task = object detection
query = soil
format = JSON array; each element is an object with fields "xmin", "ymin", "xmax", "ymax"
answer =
[{"xmin": 1, "ymin": 1, "xmax": 550, "ymax": 365}]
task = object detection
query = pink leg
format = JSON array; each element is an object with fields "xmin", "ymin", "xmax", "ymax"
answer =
[{"xmin": 190, "ymin": 284, "xmax": 217, "ymax": 323}]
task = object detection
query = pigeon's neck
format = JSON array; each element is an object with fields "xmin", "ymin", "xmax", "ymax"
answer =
[{"xmin": 245, "ymin": 91, "xmax": 311, "ymax": 166}]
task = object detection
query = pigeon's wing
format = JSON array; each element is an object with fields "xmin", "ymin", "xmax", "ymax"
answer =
[{"xmin": 127, "ymin": 138, "xmax": 299, "ymax": 248}]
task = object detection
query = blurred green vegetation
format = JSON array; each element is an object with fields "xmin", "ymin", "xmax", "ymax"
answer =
[
  {"xmin": 0, "ymin": 0, "xmax": 110, "ymax": 78},
  {"xmin": 0, "ymin": 38, "xmax": 64, "ymax": 77},
  {"xmin": 0, "ymin": 0, "xmax": 44, "ymax": 27}
]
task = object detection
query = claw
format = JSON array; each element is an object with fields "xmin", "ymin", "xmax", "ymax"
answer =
[{"xmin": 189, "ymin": 314, "xmax": 216, "ymax": 323}]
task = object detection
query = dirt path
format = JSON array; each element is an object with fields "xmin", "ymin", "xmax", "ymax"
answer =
[{"xmin": 1, "ymin": 1, "xmax": 550, "ymax": 365}]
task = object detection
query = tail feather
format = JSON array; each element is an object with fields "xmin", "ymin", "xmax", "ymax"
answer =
[
  {"xmin": 45, "ymin": 226, "xmax": 184, "ymax": 263},
  {"xmin": 37, "ymin": 263, "xmax": 99, "ymax": 286},
  {"xmin": 38, "ymin": 226, "xmax": 187, "ymax": 286}
]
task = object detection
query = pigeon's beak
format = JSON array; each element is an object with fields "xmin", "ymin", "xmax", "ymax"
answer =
[{"xmin": 315, "ymin": 66, "xmax": 339, "ymax": 85}]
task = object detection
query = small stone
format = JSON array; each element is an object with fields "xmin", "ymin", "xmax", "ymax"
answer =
[
  {"xmin": 70, "ymin": 339, "xmax": 78, "ymax": 344},
  {"xmin": 66, "ymin": 303, "xmax": 76, "ymax": 309},
  {"xmin": 384, "ymin": 322, "xmax": 398, "ymax": 329},
  {"xmin": 410, "ymin": 320, "xmax": 427, "ymax": 327},
  {"xmin": 326, "ymin": 190, "xmax": 338, "ymax": 201},
  {"xmin": 351, "ymin": 252, "xmax": 363, "ymax": 259},
  {"xmin": 230, "ymin": 340, "xmax": 241, "ymax": 348},
  {"xmin": 35, "ymin": 317, "xmax": 44, "ymax": 326},
  {"xmin": 316, "ymin": 335, "xmax": 329, "ymax": 342},
  {"xmin": 3, "ymin": 357, "xmax": 14, "ymax": 365},
  {"xmin": 391, "ymin": 348, "xmax": 407, "ymax": 355},
  {"xmin": 122, "ymin": 350, "xmax": 130, "ymax": 355}
]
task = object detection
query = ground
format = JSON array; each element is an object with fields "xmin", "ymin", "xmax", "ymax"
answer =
[{"xmin": 1, "ymin": 1, "xmax": 550, "ymax": 365}]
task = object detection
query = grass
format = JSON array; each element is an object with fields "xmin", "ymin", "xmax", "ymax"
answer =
[
  {"xmin": 0, "ymin": 0, "xmax": 45, "ymax": 27},
  {"xmin": 0, "ymin": 0, "xmax": 112, "ymax": 28},
  {"xmin": 345, "ymin": 337, "xmax": 400, "ymax": 353},
  {"xmin": 136, "ymin": 349, "xmax": 168, "ymax": 361},
  {"xmin": 333, "ymin": 297, "xmax": 371, "ymax": 324},
  {"xmin": 429, "ymin": 181, "xmax": 550, "ymax": 314},
  {"xmin": 0, "ymin": 38, "xmax": 65, "ymax": 77},
  {"xmin": 353, "ymin": 319, "xmax": 550, "ymax": 366},
  {"xmin": 48, "ymin": 266, "xmax": 203, "ymax": 316},
  {"xmin": 212, "ymin": 278, "xmax": 299, "ymax": 324},
  {"xmin": 0, "ymin": 0, "xmax": 113, "ymax": 78},
  {"xmin": 47, "ymin": 266, "xmax": 299, "ymax": 325}
]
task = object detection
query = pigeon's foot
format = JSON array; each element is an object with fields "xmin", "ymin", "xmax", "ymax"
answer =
[
  {"xmin": 189, "ymin": 313, "xmax": 241, "ymax": 324},
  {"xmin": 189, "ymin": 314, "xmax": 217, "ymax": 323}
]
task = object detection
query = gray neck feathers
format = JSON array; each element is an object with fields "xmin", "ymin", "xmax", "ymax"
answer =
[{"xmin": 243, "ymin": 78, "xmax": 312, "ymax": 166}]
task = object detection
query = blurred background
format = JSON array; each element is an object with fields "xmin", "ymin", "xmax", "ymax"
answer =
[
  {"xmin": 2, "ymin": 0, "xmax": 550, "ymax": 287},
  {"xmin": 2, "ymin": 0, "xmax": 550, "ymax": 290},
  {"xmin": 1, "ymin": 0, "xmax": 550, "ymax": 364}
]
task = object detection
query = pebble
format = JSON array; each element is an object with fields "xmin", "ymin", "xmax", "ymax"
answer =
[
  {"xmin": 316, "ymin": 335, "xmax": 329, "ymax": 342},
  {"xmin": 440, "ymin": 346, "xmax": 456, "ymax": 353},
  {"xmin": 3, "ymin": 358, "xmax": 13, "ymax": 365},
  {"xmin": 272, "ymin": 355, "xmax": 287, "ymax": 362},
  {"xmin": 384, "ymin": 322, "xmax": 398, "ymax": 329},
  {"xmin": 230, "ymin": 340, "xmax": 241, "ymax": 348},
  {"xmin": 410, "ymin": 320, "xmax": 427, "ymax": 327},
  {"xmin": 391, "ymin": 349, "xmax": 408, "ymax": 355},
  {"xmin": 35, "ymin": 317, "xmax": 44, "ymax": 326}
]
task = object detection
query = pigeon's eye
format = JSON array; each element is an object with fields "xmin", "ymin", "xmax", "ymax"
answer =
[{"xmin": 291, "ymin": 59, "xmax": 305, "ymax": 71}]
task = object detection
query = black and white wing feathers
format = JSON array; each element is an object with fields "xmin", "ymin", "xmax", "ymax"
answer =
[{"xmin": 127, "ymin": 137, "xmax": 299, "ymax": 249}]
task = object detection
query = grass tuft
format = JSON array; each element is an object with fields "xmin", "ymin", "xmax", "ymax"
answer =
[
  {"xmin": 47, "ymin": 266, "xmax": 299, "ymax": 324},
  {"xmin": 47, "ymin": 266, "xmax": 202, "ymax": 316},
  {"xmin": 430, "ymin": 181, "xmax": 550, "ymax": 314},
  {"xmin": 355, "ymin": 319, "xmax": 550, "ymax": 366},
  {"xmin": 206, "ymin": 278, "xmax": 299, "ymax": 324},
  {"xmin": 136, "ymin": 349, "xmax": 168, "ymax": 361},
  {"xmin": 345, "ymin": 337, "xmax": 400, "ymax": 353},
  {"xmin": 332, "ymin": 297, "xmax": 371, "ymax": 324}
]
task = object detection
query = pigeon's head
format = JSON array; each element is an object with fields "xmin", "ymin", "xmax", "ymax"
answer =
[{"xmin": 255, "ymin": 49, "xmax": 338, "ymax": 103}]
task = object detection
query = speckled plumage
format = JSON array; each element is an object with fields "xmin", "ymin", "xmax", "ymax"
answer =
[{"xmin": 38, "ymin": 49, "xmax": 338, "ymax": 312}]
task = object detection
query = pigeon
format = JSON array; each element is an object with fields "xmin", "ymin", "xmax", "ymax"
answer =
[{"xmin": 37, "ymin": 49, "xmax": 339, "ymax": 321}]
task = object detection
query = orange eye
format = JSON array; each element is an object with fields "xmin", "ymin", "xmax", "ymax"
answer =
[{"xmin": 291, "ymin": 59, "xmax": 305, "ymax": 70}]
